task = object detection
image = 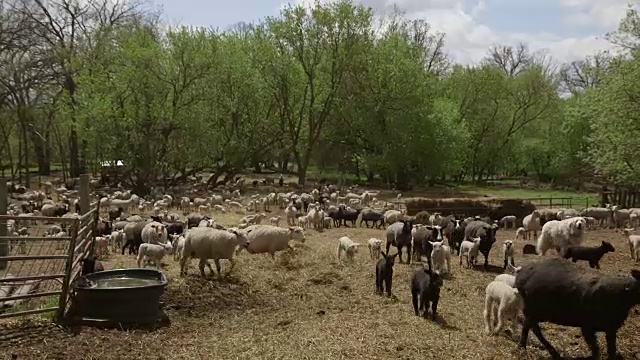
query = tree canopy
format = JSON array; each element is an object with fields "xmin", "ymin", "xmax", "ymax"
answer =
[{"xmin": 1, "ymin": 0, "xmax": 639, "ymax": 193}]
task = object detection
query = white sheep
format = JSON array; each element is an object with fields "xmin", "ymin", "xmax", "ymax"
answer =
[
  {"xmin": 459, "ymin": 237, "xmax": 481, "ymax": 268},
  {"xmin": 384, "ymin": 209, "xmax": 404, "ymax": 224},
  {"xmin": 483, "ymin": 280, "xmax": 523, "ymax": 335},
  {"xmin": 429, "ymin": 241, "xmax": 451, "ymax": 275},
  {"xmin": 337, "ymin": 236, "xmax": 360, "ymax": 261},
  {"xmin": 179, "ymin": 227, "xmax": 250, "ymax": 277},
  {"xmin": 109, "ymin": 230, "xmax": 125, "ymax": 252},
  {"xmin": 499, "ymin": 215, "xmax": 517, "ymax": 229},
  {"xmin": 269, "ymin": 216, "xmax": 282, "ymax": 227},
  {"xmin": 141, "ymin": 221, "xmax": 168, "ymax": 245},
  {"xmin": 536, "ymin": 217, "xmax": 586, "ymax": 256},
  {"xmin": 284, "ymin": 205, "xmax": 297, "ymax": 226},
  {"xmin": 494, "ymin": 264, "xmax": 522, "ymax": 287},
  {"xmin": 237, "ymin": 225, "xmax": 305, "ymax": 258},
  {"xmin": 522, "ymin": 210, "xmax": 542, "ymax": 241},
  {"xmin": 367, "ymin": 238, "xmax": 383, "ymax": 260},
  {"xmin": 503, "ymin": 240, "xmax": 515, "ymax": 269},
  {"xmin": 297, "ymin": 215, "xmax": 310, "ymax": 229},
  {"xmin": 137, "ymin": 242, "xmax": 173, "ymax": 268},
  {"xmin": 515, "ymin": 227, "xmax": 526, "ymax": 241},
  {"xmin": 623, "ymin": 228, "xmax": 640, "ymax": 261},
  {"xmin": 212, "ymin": 204, "xmax": 226, "ymax": 213}
]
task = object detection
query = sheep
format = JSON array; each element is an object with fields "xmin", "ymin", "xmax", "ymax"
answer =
[
  {"xmin": 464, "ymin": 221, "xmax": 499, "ymax": 268},
  {"xmin": 269, "ymin": 216, "xmax": 281, "ymax": 227},
  {"xmin": 367, "ymin": 238, "xmax": 383, "ymax": 260},
  {"xmin": 440, "ymin": 217, "xmax": 465, "ymax": 255},
  {"xmin": 410, "ymin": 267, "xmax": 443, "ymax": 320},
  {"xmin": 494, "ymin": 264, "xmax": 522, "ymax": 288},
  {"xmin": 502, "ymin": 240, "xmax": 515, "ymax": 270},
  {"xmin": 337, "ymin": 236, "xmax": 360, "ymax": 262},
  {"xmin": 80, "ymin": 255, "xmax": 104, "ymax": 276},
  {"xmin": 429, "ymin": 241, "xmax": 451, "ymax": 275},
  {"xmin": 94, "ymin": 236, "xmax": 109, "ymax": 258},
  {"xmin": 522, "ymin": 210, "xmax": 541, "ymax": 241},
  {"xmin": 109, "ymin": 230, "xmax": 125, "ymax": 253},
  {"xmin": 137, "ymin": 242, "xmax": 173, "ymax": 269},
  {"xmin": 623, "ymin": 228, "xmax": 640, "ymax": 261},
  {"xmin": 237, "ymin": 225, "xmax": 305, "ymax": 259},
  {"xmin": 515, "ymin": 257, "xmax": 640, "ymax": 360},
  {"xmin": 360, "ymin": 209, "xmax": 385, "ymax": 228},
  {"xmin": 611, "ymin": 205, "xmax": 631, "ymax": 228},
  {"xmin": 562, "ymin": 241, "xmax": 615, "ymax": 269},
  {"xmin": 179, "ymin": 227, "xmax": 250, "ymax": 277},
  {"xmin": 580, "ymin": 206, "xmax": 613, "ymax": 228},
  {"xmin": 375, "ymin": 251, "xmax": 397, "ymax": 297},
  {"xmin": 536, "ymin": 216, "xmax": 586, "ymax": 256},
  {"xmin": 515, "ymin": 227, "xmax": 526, "ymax": 241},
  {"xmin": 499, "ymin": 215, "xmax": 517, "ymax": 229},
  {"xmin": 483, "ymin": 280, "xmax": 523, "ymax": 335},
  {"xmin": 385, "ymin": 220, "xmax": 414, "ymax": 264},
  {"xmin": 322, "ymin": 216, "xmax": 332, "ymax": 229},
  {"xmin": 383, "ymin": 209, "xmax": 404, "ymax": 225},
  {"xmin": 198, "ymin": 219, "xmax": 216, "ymax": 228},
  {"xmin": 170, "ymin": 234, "xmax": 186, "ymax": 261},
  {"xmin": 141, "ymin": 221, "xmax": 168, "ymax": 245},
  {"xmin": 459, "ymin": 237, "xmax": 481, "ymax": 268}
]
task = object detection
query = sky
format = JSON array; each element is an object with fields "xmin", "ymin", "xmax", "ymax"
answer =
[{"xmin": 153, "ymin": 0, "xmax": 630, "ymax": 64}]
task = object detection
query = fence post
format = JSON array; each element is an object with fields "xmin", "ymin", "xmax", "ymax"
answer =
[
  {"xmin": 0, "ymin": 177, "xmax": 7, "ymax": 270},
  {"xmin": 79, "ymin": 174, "xmax": 90, "ymax": 215},
  {"xmin": 57, "ymin": 218, "xmax": 79, "ymax": 321}
]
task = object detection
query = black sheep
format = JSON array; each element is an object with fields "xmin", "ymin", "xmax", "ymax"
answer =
[
  {"xmin": 186, "ymin": 213, "xmax": 207, "ymax": 228},
  {"xmin": 52, "ymin": 203, "xmax": 69, "ymax": 217},
  {"xmin": 107, "ymin": 206, "xmax": 123, "ymax": 221},
  {"xmin": 359, "ymin": 209, "xmax": 385, "ymax": 229},
  {"xmin": 337, "ymin": 207, "xmax": 361, "ymax": 227},
  {"xmin": 164, "ymin": 222, "xmax": 184, "ymax": 236},
  {"xmin": 515, "ymin": 257, "xmax": 640, "ymax": 360},
  {"xmin": 464, "ymin": 221, "xmax": 499, "ymax": 268},
  {"xmin": 81, "ymin": 255, "xmax": 104, "ymax": 276},
  {"xmin": 375, "ymin": 251, "xmax": 397, "ymax": 297},
  {"xmin": 440, "ymin": 217, "xmax": 465, "ymax": 255},
  {"xmin": 411, "ymin": 267, "xmax": 443, "ymax": 320},
  {"xmin": 327, "ymin": 207, "xmax": 341, "ymax": 228},
  {"xmin": 121, "ymin": 221, "xmax": 148, "ymax": 255},
  {"xmin": 562, "ymin": 241, "xmax": 615, "ymax": 269},
  {"xmin": 522, "ymin": 244, "xmax": 537, "ymax": 255},
  {"xmin": 385, "ymin": 220, "xmax": 414, "ymax": 264},
  {"xmin": 96, "ymin": 219, "xmax": 113, "ymax": 236}
]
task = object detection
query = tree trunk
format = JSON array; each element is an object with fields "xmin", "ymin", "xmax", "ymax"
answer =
[
  {"xmin": 279, "ymin": 157, "xmax": 289, "ymax": 173},
  {"xmin": 253, "ymin": 161, "xmax": 262, "ymax": 174},
  {"xmin": 396, "ymin": 169, "xmax": 410, "ymax": 191},
  {"xmin": 297, "ymin": 165, "xmax": 307, "ymax": 186},
  {"xmin": 69, "ymin": 130, "xmax": 79, "ymax": 178},
  {"xmin": 31, "ymin": 131, "xmax": 50, "ymax": 176},
  {"xmin": 366, "ymin": 171, "xmax": 374, "ymax": 183}
]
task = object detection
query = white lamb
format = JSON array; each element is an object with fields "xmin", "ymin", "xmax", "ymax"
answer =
[
  {"xmin": 170, "ymin": 234, "xmax": 186, "ymax": 262},
  {"xmin": 337, "ymin": 236, "xmax": 360, "ymax": 261},
  {"xmin": 297, "ymin": 215, "xmax": 310, "ymax": 229},
  {"xmin": 515, "ymin": 227, "xmax": 526, "ymax": 241},
  {"xmin": 536, "ymin": 216, "xmax": 586, "ymax": 256},
  {"xmin": 137, "ymin": 242, "xmax": 173, "ymax": 269},
  {"xmin": 179, "ymin": 227, "xmax": 250, "ymax": 277},
  {"xmin": 284, "ymin": 205, "xmax": 297, "ymax": 226},
  {"xmin": 429, "ymin": 241, "xmax": 451, "ymax": 275},
  {"xmin": 459, "ymin": 237, "xmax": 481, "ymax": 268},
  {"xmin": 623, "ymin": 228, "xmax": 640, "ymax": 261},
  {"xmin": 367, "ymin": 238, "xmax": 383, "ymax": 260},
  {"xmin": 109, "ymin": 230, "xmax": 125, "ymax": 253},
  {"xmin": 494, "ymin": 264, "xmax": 522, "ymax": 287},
  {"xmin": 270, "ymin": 216, "xmax": 282, "ymax": 227},
  {"xmin": 483, "ymin": 280, "xmax": 523, "ymax": 335},
  {"xmin": 502, "ymin": 240, "xmax": 515, "ymax": 269}
]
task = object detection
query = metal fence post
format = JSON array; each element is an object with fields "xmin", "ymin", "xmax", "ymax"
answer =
[{"xmin": 0, "ymin": 177, "xmax": 7, "ymax": 270}]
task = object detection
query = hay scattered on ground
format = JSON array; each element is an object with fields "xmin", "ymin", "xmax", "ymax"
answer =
[{"xmin": 2, "ymin": 210, "xmax": 640, "ymax": 360}]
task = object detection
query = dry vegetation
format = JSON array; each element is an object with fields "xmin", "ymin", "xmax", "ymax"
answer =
[{"xmin": 2, "ymin": 204, "xmax": 640, "ymax": 359}]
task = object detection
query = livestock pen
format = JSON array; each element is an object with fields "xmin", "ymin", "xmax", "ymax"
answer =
[{"xmin": 0, "ymin": 176, "xmax": 99, "ymax": 326}]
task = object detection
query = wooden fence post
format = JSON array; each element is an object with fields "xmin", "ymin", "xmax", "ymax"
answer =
[
  {"xmin": 79, "ymin": 174, "xmax": 90, "ymax": 215},
  {"xmin": 0, "ymin": 177, "xmax": 7, "ymax": 270}
]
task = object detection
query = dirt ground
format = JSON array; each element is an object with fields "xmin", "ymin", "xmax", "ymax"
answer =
[{"xmin": 2, "ymin": 203, "xmax": 640, "ymax": 360}]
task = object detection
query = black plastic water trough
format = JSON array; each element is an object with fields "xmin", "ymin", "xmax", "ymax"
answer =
[{"xmin": 71, "ymin": 268, "xmax": 167, "ymax": 324}]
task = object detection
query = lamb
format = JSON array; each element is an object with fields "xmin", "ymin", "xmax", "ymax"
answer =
[
  {"xmin": 483, "ymin": 280, "xmax": 523, "ymax": 335},
  {"xmin": 499, "ymin": 215, "xmax": 517, "ymax": 229},
  {"xmin": 109, "ymin": 230, "xmax": 125, "ymax": 253},
  {"xmin": 337, "ymin": 236, "xmax": 360, "ymax": 262},
  {"xmin": 515, "ymin": 257, "xmax": 640, "ymax": 359},
  {"xmin": 179, "ymin": 227, "xmax": 251, "ymax": 277},
  {"xmin": 375, "ymin": 251, "xmax": 397, "ymax": 297},
  {"xmin": 170, "ymin": 234, "xmax": 186, "ymax": 261},
  {"xmin": 515, "ymin": 227, "xmax": 526, "ymax": 241},
  {"xmin": 367, "ymin": 238, "xmax": 383, "ymax": 260},
  {"xmin": 502, "ymin": 240, "xmax": 515, "ymax": 270},
  {"xmin": 429, "ymin": 241, "xmax": 451, "ymax": 275},
  {"xmin": 464, "ymin": 221, "xmax": 499, "ymax": 268},
  {"xmin": 383, "ymin": 209, "xmax": 404, "ymax": 225},
  {"xmin": 459, "ymin": 237, "xmax": 481, "ymax": 268},
  {"xmin": 522, "ymin": 210, "xmax": 541, "ymax": 241},
  {"xmin": 411, "ymin": 267, "xmax": 443, "ymax": 320},
  {"xmin": 269, "ymin": 216, "xmax": 282, "ymax": 227},
  {"xmin": 137, "ymin": 242, "xmax": 173, "ymax": 268},
  {"xmin": 562, "ymin": 241, "xmax": 615, "ymax": 269},
  {"xmin": 494, "ymin": 265, "xmax": 522, "ymax": 287},
  {"xmin": 237, "ymin": 225, "xmax": 305, "ymax": 259},
  {"xmin": 385, "ymin": 220, "xmax": 414, "ymax": 264},
  {"xmin": 536, "ymin": 216, "xmax": 586, "ymax": 255},
  {"xmin": 623, "ymin": 228, "xmax": 640, "ymax": 261}
]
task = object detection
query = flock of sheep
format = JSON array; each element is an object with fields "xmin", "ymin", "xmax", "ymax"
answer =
[{"xmin": 4, "ymin": 180, "xmax": 640, "ymax": 359}]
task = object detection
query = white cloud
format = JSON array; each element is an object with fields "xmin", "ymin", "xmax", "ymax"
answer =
[{"xmin": 280, "ymin": 0, "xmax": 618, "ymax": 64}]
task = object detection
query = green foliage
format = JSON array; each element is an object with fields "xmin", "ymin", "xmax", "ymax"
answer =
[{"xmin": 1, "ymin": 0, "xmax": 640, "ymax": 192}]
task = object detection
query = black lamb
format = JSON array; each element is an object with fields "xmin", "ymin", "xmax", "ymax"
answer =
[
  {"xmin": 411, "ymin": 267, "xmax": 443, "ymax": 320},
  {"xmin": 562, "ymin": 241, "xmax": 615, "ymax": 269},
  {"xmin": 375, "ymin": 251, "xmax": 397, "ymax": 297},
  {"xmin": 515, "ymin": 257, "xmax": 640, "ymax": 360}
]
